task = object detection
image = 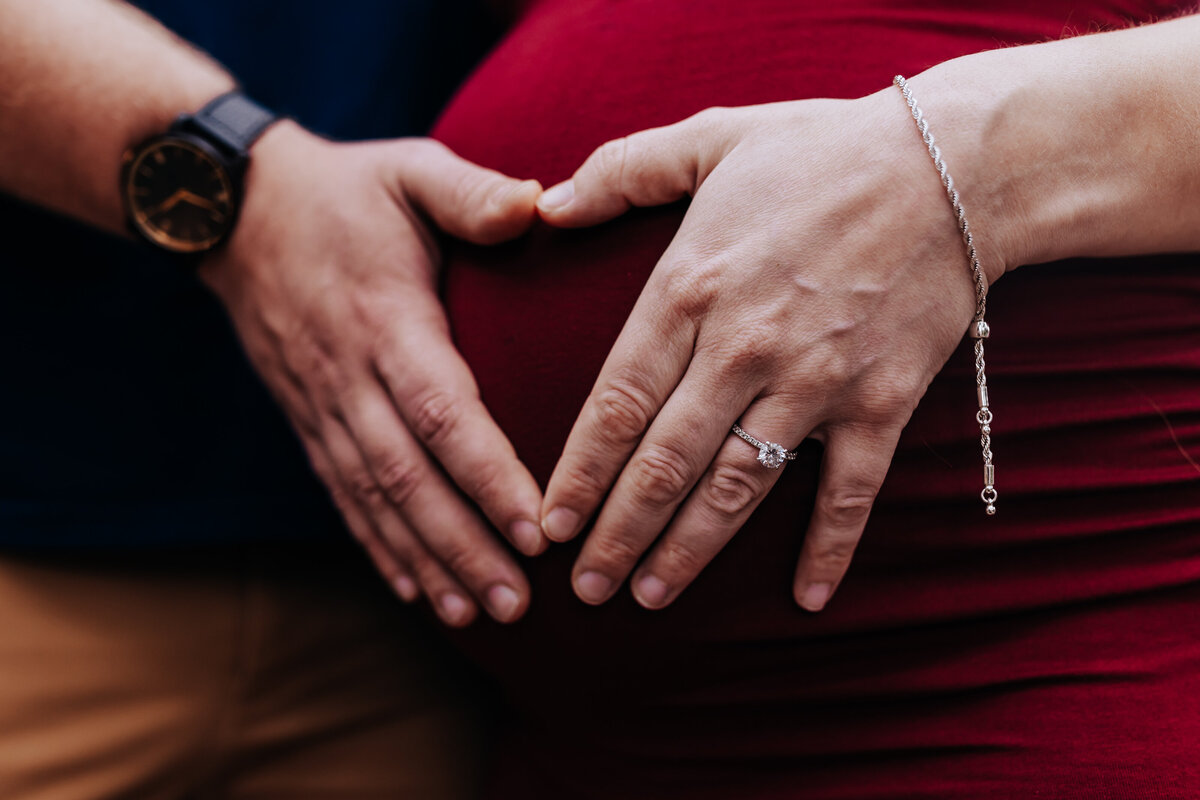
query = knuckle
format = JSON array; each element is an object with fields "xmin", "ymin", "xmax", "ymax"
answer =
[
  {"xmin": 556, "ymin": 459, "xmax": 611, "ymax": 505},
  {"xmin": 589, "ymin": 137, "xmax": 630, "ymax": 187},
  {"xmin": 697, "ymin": 320, "xmax": 779, "ymax": 381},
  {"xmin": 658, "ymin": 258, "xmax": 722, "ymax": 321},
  {"xmin": 629, "ymin": 445, "xmax": 694, "ymax": 506},
  {"xmin": 592, "ymin": 380, "xmax": 655, "ymax": 445},
  {"xmin": 404, "ymin": 137, "xmax": 448, "ymax": 161},
  {"xmin": 819, "ymin": 489, "xmax": 877, "ymax": 529},
  {"xmin": 686, "ymin": 105, "xmax": 730, "ymax": 131},
  {"xmin": 807, "ymin": 530, "xmax": 860, "ymax": 567},
  {"xmin": 410, "ymin": 390, "xmax": 464, "ymax": 446},
  {"xmin": 466, "ymin": 184, "xmax": 516, "ymax": 241},
  {"xmin": 448, "ymin": 160, "xmax": 489, "ymax": 211},
  {"xmin": 465, "ymin": 458, "xmax": 507, "ymax": 509},
  {"xmin": 617, "ymin": 132, "xmax": 661, "ymax": 191},
  {"xmin": 347, "ymin": 469, "xmax": 386, "ymax": 509},
  {"xmin": 810, "ymin": 344, "xmax": 854, "ymax": 390},
  {"xmin": 377, "ymin": 532, "xmax": 418, "ymax": 565},
  {"xmin": 375, "ymin": 460, "xmax": 423, "ymax": 508},
  {"xmin": 287, "ymin": 340, "xmax": 346, "ymax": 400},
  {"xmin": 858, "ymin": 375, "xmax": 923, "ymax": 423},
  {"xmin": 411, "ymin": 558, "xmax": 455, "ymax": 598},
  {"xmin": 437, "ymin": 539, "xmax": 481, "ymax": 581},
  {"xmin": 656, "ymin": 538, "xmax": 706, "ymax": 579},
  {"xmin": 687, "ymin": 106, "xmax": 720, "ymax": 129},
  {"xmin": 589, "ymin": 533, "xmax": 645, "ymax": 572},
  {"xmin": 779, "ymin": 331, "xmax": 857, "ymax": 391},
  {"xmin": 357, "ymin": 304, "xmax": 405, "ymax": 355},
  {"xmin": 705, "ymin": 464, "xmax": 764, "ymax": 519},
  {"xmin": 725, "ymin": 322, "xmax": 779, "ymax": 374}
]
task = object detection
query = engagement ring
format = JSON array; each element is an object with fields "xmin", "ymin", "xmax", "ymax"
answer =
[{"xmin": 731, "ymin": 423, "xmax": 798, "ymax": 469}]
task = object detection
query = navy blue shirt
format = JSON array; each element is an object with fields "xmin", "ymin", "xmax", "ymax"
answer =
[{"xmin": 0, "ymin": 1, "xmax": 499, "ymax": 547}]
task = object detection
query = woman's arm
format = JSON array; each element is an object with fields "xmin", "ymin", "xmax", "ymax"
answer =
[
  {"xmin": 911, "ymin": 10, "xmax": 1200, "ymax": 272},
  {"xmin": 533, "ymin": 12, "xmax": 1200, "ymax": 611}
]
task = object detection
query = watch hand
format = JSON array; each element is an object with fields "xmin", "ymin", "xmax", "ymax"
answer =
[
  {"xmin": 142, "ymin": 188, "xmax": 187, "ymax": 219},
  {"xmin": 176, "ymin": 189, "xmax": 222, "ymax": 213}
]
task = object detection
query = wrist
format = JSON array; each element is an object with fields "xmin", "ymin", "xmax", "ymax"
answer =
[
  {"xmin": 240, "ymin": 119, "xmax": 325, "ymax": 190},
  {"xmin": 124, "ymin": 92, "xmax": 285, "ymax": 257},
  {"xmin": 904, "ymin": 16, "xmax": 1200, "ymax": 274},
  {"xmin": 197, "ymin": 121, "xmax": 330, "ymax": 290},
  {"xmin": 894, "ymin": 57, "xmax": 1032, "ymax": 284}
]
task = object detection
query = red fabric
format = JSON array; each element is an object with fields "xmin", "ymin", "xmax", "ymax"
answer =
[{"xmin": 433, "ymin": 2, "xmax": 1200, "ymax": 797}]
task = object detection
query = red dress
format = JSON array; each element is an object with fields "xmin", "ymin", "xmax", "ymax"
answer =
[{"xmin": 435, "ymin": 1, "xmax": 1200, "ymax": 796}]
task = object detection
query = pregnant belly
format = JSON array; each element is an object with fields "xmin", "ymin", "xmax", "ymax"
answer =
[{"xmin": 431, "ymin": 0, "xmax": 1200, "ymax": 790}]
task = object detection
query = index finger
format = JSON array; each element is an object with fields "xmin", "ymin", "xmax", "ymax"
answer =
[
  {"xmin": 539, "ymin": 281, "xmax": 697, "ymax": 543},
  {"xmin": 376, "ymin": 313, "xmax": 547, "ymax": 556}
]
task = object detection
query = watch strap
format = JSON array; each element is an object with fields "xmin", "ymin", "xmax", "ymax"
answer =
[{"xmin": 185, "ymin": 91, "xmax": 278, "ymax": 156}]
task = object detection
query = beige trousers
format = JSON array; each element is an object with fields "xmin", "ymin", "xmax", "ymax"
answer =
[{"xmin": 0, "ymin": 544, "xmax": 485, "ymax": 800}]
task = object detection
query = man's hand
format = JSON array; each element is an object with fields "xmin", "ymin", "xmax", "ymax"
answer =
[
  {"xmin": 201, "ymin": 123, "xmax": 546, "ymax": 626},
  {"xmin": 0, "ymin": 0, "xmax": 546, "ymax": 627}
]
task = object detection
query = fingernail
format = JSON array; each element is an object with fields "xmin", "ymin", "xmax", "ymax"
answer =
[
  {"xmin": 537, "ymin": 180, "xmax": 575, "ymax": 211},
  {"xmin": 486, "ymin": 584, "xmax": 522, "ymax": 623},
  {"xmin": 393, "ymin": 576, "xmax": 418, "ymax": 602},
  {"xmin": 800, "ymin": 582, "xmax": 832, "ymax": 612},
  {"xmin": 633, "ymin": 574, "xmax": 671, "ymax": 609},
  {"xmin": 510, "ymin": 519, "xmax": 544, "ymax": 555},
  {"xmin": 438, "ymin": 593, "xmax": 471, "ymax": 625},
  {"xmin": 542, "ymin": 507, "xmax": 582, "ymax": 542},
  {"xmin": 575, "ymin": 571, "xmax": 614, "ymax": 604}
]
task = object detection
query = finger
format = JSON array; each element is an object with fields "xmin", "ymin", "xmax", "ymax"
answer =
[
  {"xmin": 339, "ymin": 388, "xmax": 533, "ymax": 624},
  {"xmin": 536, "ymin": 107, "xmax": 738, "ymax": 227},
  {"xmin": 393, "ymin": 139, "xmax": 541, "ymax": 245},
  {"xmin": 256, "ymin": 364, "xmax": 432, "ymax": 604},
  {"xmin": 296, "ymin": 432, "xmax": 421, "ymax": 603},
  {"xmin": 793, "ymin": 425, "xmax": 899, "ymax": 612},
  {"xmin": 250, "ymin": 364, "xmax": 426, "ymax": 601},
  {"xmin": 540, "ymin": 281, "xmax": 697, "ymax": 544},
  {"xmin": 568, "ymin": 363, "xmax": 759, "ymax": 604},
  {"xmin": 629, "ymin": 399, "xmax": 801, "ymax": 610},
  {"xmin": 376, "ymin": 317, "xmax": 546, "ymax": 556},
  {"xmin": 318, "ymin": 410, "xmax": 482, "ymax": 627}
]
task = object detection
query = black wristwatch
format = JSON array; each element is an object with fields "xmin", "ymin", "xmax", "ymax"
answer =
[{"xmin": 121, "ymin": 91, "xmax": 279, "ymax": 255}]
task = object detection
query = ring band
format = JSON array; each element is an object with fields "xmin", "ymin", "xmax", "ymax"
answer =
[{"xmin": 731, "ymin": 423, "xmax": 798, "ymax": 469}]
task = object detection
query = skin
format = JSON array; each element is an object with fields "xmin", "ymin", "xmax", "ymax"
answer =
[
  {"xmin": 536, "ymin": 13, "xmax": 1200, "ymax": 612},
  {"xmin": 0, "ymin": 0, "xmax": 547, "ymax": 626}
]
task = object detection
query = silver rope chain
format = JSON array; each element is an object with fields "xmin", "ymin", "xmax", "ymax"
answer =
[{"xmin": 894, "ymin": 75, "xmax": 997, "ymax": 515}]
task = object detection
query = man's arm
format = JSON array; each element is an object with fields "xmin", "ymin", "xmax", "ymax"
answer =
[
  {"xmin": 1, "ymin": 0, "xmax": 548, "ymax": 626},
  {"xmin": 0, "ymin": 0, "xmax": 233, "ymax": 232}
]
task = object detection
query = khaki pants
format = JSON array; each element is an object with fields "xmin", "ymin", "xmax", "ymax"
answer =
[{"xmin": 0, "ymin": 543, "xmax": 485, "ymax": 800}]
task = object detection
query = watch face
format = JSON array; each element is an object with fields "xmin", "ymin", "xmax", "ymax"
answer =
[{"xmin": 123, "ymin": 137, "xmax": 236, "ymax": 253}]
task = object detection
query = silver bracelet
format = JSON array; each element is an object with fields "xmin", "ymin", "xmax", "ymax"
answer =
[{"xmin": 893, "ymin": 75, "xmax": 997, "ymax": 516}]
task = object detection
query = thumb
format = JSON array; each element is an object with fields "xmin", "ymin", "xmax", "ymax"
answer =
[
  {"xmin": 536, "ymin": 108, "xmax": 733, "ymax": 228},
  {"xmin": 394, "ymin": 139, "xmax": 542, "ymax": 245}
]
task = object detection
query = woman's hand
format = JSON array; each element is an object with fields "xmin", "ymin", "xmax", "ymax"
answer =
[
  {"xmin": 202, "ymin": 125, "xmax": 546, "ymax": 626},
  {"xmin": 535, "ymin": 89, "xmax": 1009, "ymax": 612}
]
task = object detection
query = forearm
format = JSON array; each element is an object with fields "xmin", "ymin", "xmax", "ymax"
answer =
[
  {"xmin": 0, "ymin": 0, "xmax": 233, "ymax": 235},
  {"xmin": 904, "ymin": 12, "xmax": 1200, "ymax": 278}
]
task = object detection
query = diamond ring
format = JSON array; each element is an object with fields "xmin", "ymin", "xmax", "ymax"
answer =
[{"xmin": 731, "ymin": 423, "xmax": 798, "ymax": 469}]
